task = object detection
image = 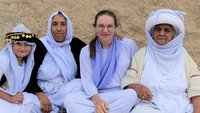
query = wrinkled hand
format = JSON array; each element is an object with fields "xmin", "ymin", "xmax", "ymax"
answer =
[
  {"xmin": 91, "ymin": 94, "xmax": 109, "ymax": 113},
  {"xmin": 127, "ymin": 83, "xmax": 153, "ymax": 101},
  {"xmin": 36, "ymin": 92, "xmax": 52, "ymax": 113},
  {"xmin": 114, "ymin": 32, "xmax": 123, "ymax": 40},
  {"xmin": 10, "ymin": 92, "xmax": 23, "ymax": 104}
]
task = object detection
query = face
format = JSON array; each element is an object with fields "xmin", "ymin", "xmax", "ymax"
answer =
[
  {"xmin": 95, "ymin": 15, "xmax": 115, "ymax": 48},
  {"xmin": 51, "ymin": 15, "xmax": 67, "ymax": 43},
  {"xmin": 152, "ymin": 24, "xmax": 174, "ymax": 46},
  {"xmin": 12, "ymin": 41, "xmax": 32, "ymax": 62}
]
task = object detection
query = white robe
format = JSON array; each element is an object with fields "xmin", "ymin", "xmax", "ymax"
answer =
[
  {"xmin": 64, "ymin": 38, "xmax": 138, "ymax": 113},
  {"xmin": 0, "ymin": 43, "xmax": 38, "ymax": 113}
]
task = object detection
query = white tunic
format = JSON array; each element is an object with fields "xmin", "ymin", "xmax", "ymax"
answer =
[{"xmin": 64, "ymin": 38, "xmax": 138, "ymax": 113}]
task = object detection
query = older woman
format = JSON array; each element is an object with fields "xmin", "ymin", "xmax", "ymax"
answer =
[
  {"xmin": 122, "ymin": 9, "xmax": 200, "ymax": 113},
  {"xmin": 37, "ymin": 11, "xmax": 86, "ymax": 113},
  {"xmin": 64, "ymin": 10, "xmax": 138, "ymax": 113},
  {"xmin": 0, "ymin": 23, "xmax": 46, "ymax": 113}
]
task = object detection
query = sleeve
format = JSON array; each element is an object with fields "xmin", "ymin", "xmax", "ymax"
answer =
[
  {"xmin": 123, "ymin": 37, "xmax": 138, "ymax": 57},
  {"xmin": 186, "ymin": 52, "xmax": 200, "ymax": 98},
  {"xmin": 0, "ymin": 70, "xmax": 4, "ymax": 82},
  {"xmin": 70, "ymin": 37, "xmax": 86, "ymax": 78},
  {"xmin": 121, "ymin": 48, "xmax": 145, "ymax": 89},
  {"xmin": 0, "ymin": 55, "xmax": 9, "ymax": 87},
  {"xmin": 80, "ymin": 46, "xmax": 98, "ymax": 98}
]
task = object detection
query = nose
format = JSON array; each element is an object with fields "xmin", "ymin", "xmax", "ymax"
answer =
[
  {"xmin": 159, "ymin": 29, "xmax": 166, "ymax": 36},
  {"xmin": 56, "ymin": 25, "xmax": 62, "ymax": 31},
  {"xmin": 102, "ymin": 26, "xmax": 109, "ymax": 32}
]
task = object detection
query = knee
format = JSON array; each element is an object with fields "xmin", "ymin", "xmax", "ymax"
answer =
[
  {"xmin": 123, "ymin": 89, "xmax": 138, "ymax": 104},
  {"xmin": 63, "ymin": 93, "xmax": 75, "ymax": 108}
]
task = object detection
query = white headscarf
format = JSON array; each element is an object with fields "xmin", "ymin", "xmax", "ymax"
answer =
[
  {"xmin": 141, "ymin": 9, "xmax": 191, "ymax": 112},
  {"xmin": 0, "ymin": 24, "xmax": 36, "ymax": 93},
  {"xmin": 40, "ymin": 11, "xmax": 77, "ymax": 81}
]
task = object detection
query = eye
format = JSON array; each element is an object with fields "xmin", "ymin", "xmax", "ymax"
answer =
[
  {"xmin": 97, "ymin": 24, "xmax": 104, "ymax": 28},
  {"xmin": 154, "ymin": 27, "xmax": 161, "ymax": 32},
  {"xmin": 164, "ymin": 28, "xmax": 172, "ymax": 33},
  {"xmin": 52, "ymin": 22, "xmax": 58, "ymax": 26},
  {"xmin": 61, "ymin": 22, "xmax": 66, "ymax": 27},
  {"xmin": 107, "ymin": 25, "xmax": 114, "ymax": 29}
]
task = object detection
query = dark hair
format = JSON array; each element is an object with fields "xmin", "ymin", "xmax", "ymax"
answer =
[
  {"xmin": 89, "ymin": 10, "xmax": 119, "ymax": 58},
  {"xmin": 52, "ymin": 11, "xmax": 67, "ymax": 22}
]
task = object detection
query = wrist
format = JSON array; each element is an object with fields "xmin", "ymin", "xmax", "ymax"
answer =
[{"xmin": 126, "ymin": 83, "xmax": 139, "ymax": 90}]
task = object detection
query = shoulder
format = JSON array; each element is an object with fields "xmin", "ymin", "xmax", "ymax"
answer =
[
  {"xmin": 121, "ymin": 37, "xmax": 138, "ymax": 53},
  {"xmin": 71, "ymin": 37, "xmax": 86, "ymax": 47},
  {"xmin": 0, "ymin": 54, "xmax": 9, "ymax": 63},
  {"xmin": 135, "ymin": 47, "xmax": 146, "ymax": 55},
  {"xmin": 81, "ymin": 45, "xmax": 89, "ymax": 54},
  {"xmin": 121, "ymin": 37, "xmax": 136, "ymax": 45},
  {"xmin": 0, "ymin": 53, "xmax": 10, "ymax": 70}
]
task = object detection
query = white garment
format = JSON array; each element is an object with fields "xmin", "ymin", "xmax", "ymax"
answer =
[
  {"xmin": 0, "ymin": 92, "xmax": 39, "ymax": 113},
  {"xmin": 64, "ymin": 89, "xmax": 137, "ymax": 113},
  {"xmin": 64, "ymin": 38, "xmax": 138, "ymax": 113},
  {"xmin": 80, "ymin": 38, "xmax": 138, "ymax": 98},
  {"xmin": 0, "ymin": 23, "xmax": 37, "ymax": 113},
  {"xmin": 37, "ymin": 11, "xmax": 80, "ymax": 112}
]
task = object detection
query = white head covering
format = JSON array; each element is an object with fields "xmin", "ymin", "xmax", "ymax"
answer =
[
  {"xmin": 0, "ymin": 23, "xmax": 36, "ymax": 93},
  {"xmin": 40, "ymin": 11, "xmax": 77, "ymax": 81},
  {"xmin": 46, "ymin": 10, "xmax": 73, "ymax": 46},
  {"xmin": 141, "ymin": 9, "xmax": 190, "ymax": 112},
  {"xmin": 11, "ymin": 23, "xmax": 31, "ymax": 33}
]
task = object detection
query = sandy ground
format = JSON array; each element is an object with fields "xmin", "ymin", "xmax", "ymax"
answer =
[{"xmin": 0, "ymin": 0, "xmax": 199, "ymax": 65}]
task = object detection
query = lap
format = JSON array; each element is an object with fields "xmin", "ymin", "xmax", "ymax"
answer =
[{"xmin": 131, "ymin": 102, "xmax": 163, "ymax": 113}]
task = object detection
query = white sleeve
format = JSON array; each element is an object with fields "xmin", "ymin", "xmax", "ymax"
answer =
[
  {"xmin": 123, "ymin": 37, "xmax": 138, "ymax": 57},
  {"xmin": 0, "ymin": 69, "xmax": 3, "ymax": 80},
  {"xmin": 80, "ymin": 46, "xmax": 98, "ymax": 98}
]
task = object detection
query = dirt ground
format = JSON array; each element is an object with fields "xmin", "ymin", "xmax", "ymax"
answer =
[{"xmin": 0, "ymin": 0, "xmax": 199, "ymax": 65}]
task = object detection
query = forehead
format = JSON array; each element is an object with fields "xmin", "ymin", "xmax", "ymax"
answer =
[
  {"xmin": 52, "ymin": 15, "xmax": 67, "ymax": 23},
  {"xmin": 96, "ymin": 15, "xmax": 114, "ymax": 24},
  {"xmin": 154, "ymin": 24, "xmax": 173, "ymax": 29}
]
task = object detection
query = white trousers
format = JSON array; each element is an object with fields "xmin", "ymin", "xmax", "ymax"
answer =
[
  {"xmin": 64, "ymin": 89, "xmax": 137, "ymax": 113},
  {"xmin": 0, "ymin": 92, "xmax": 37, "ymax": 113},
  {"xmin": 131, "ymin": 102, "xmax": 164, "ymax": 113},
  {"xmin": 38, "ymin": 79, "xmax": 83, "ymax": 113},
  {"xmin": 131, "ymin": 101, "xmax": 193, "ymax": 113}
]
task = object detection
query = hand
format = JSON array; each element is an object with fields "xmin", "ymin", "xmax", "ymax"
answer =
[
  {"xmin": 91, "ymin": 94, "xmax": 109, "ymax": 113},
  {"xmin": 35, "ymin": 92, "xmax": 52, "ymax": 113},
  {"xmin": 114, "ymin": 32, "xmax": 123, "ymax": 40},
  {"xmin": 127, "ymin": 83, "xmax": 153, "ymax": 101},
  {"xmin": 10, "ymin": 92, "xmax": 23, "ymax": 104}
]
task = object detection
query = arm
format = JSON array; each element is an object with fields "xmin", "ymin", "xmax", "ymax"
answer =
[
  {"xmin": 184, "ymin": 50, "xmax": 200, "ymax": 113},
  {"xmin": 126, "ymin": 83, "xmax": 153, "ymax": 101},
  {"xmin": 26, "ymin": 39, "xmax": 52, "ymax": 112},
  {"xmin": 70, "ymin": 37, "xmax": 86, "ymax": 78},
  {"xmin": 122, "ymin": 48, "xmax": 152, "ymax": 101},
  {"xmin": 0, "ymin": 90, "xmax": 23, "ymax": 104},
  {"xmin": 191, "ymin": 96, "xmax": 200, "ymax": 113},
  {"xmin": 35, "ymin": 92, "xmax": 52, "ymax": 113},
  {"xmin": 80, "ymin": 46, "xmax": 98, "ymax": 98},
  {"xmin": 91, "ymin": 94, "xmax": 109, "ymax": 113},
  {"xmin": 80, "ymin": 46, "xmax": 109, "ymax": 113}
]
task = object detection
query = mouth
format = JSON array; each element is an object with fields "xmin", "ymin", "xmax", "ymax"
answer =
[{"xmin": 54, "ymin": 33, "xmax": 63, "ymax": 36}]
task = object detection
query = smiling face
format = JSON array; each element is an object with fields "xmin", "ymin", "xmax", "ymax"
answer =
[
  {"xmin": 95, "ymin": 15, "xmax": 116, "ymax": 48},
  {"xmin": 152, "ymin": 24, "xmax": 175, "ymax": 46},
  {"xmin": 51, "ymin": 15, "xmax": 67, "ymax": 43},
  {"xmin": 12, "ymin": 41, "xmax": 32, "ymax": 63}
]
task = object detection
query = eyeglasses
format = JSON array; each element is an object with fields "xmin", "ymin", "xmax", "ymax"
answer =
[
  {"xmin": 96, "ymin": 24, "xmax": 115, "ymax": 31},
  {"xmin": 12, "ymin": 41, "xmax": 34, "ymax": 46}
]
